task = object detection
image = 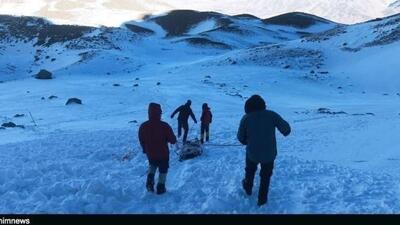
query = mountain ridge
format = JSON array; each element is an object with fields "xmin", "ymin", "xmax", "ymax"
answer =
[{"xmin": 1, "ymin": 0, "xmax": 400, "ymax": 26}]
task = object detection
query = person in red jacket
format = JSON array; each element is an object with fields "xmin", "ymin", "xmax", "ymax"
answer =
[
  {"xmin": 139, "ymin": 103, "xmax": 177, "ymax": 194},
  {"xmin": 200, "ymin": 103, "xmax": 212, "ymax": 144}
]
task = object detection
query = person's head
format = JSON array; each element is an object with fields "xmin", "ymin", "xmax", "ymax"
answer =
[
  {"xmin": 202, "ymin": 103, "xmax": 209, "ymax": 110},
  {"xmin": 185, "ymin": 100, "xmax": 192, "ymax": 106},
  {"xmin": 148, "ymin": 102, "xmax": 162, "ymax": 121},
  {"xmin": 244, "ymin": 95, "xmax": 266, "ymax": 114}
]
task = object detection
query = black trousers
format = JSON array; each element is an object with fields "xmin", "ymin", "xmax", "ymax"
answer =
[
  {"xmin": 178, "ymin": 120, "xmax": 189, "ymax": 143},
  {"xmin": 245, "ymin": 156, "xmax": 274, "ymax": 202},
  {"xmin": 148, "ymin": 159, "xmax": 169, "ymax": 174},
  {"xmin": 200, "ymin": 123, "xmax": 210, "ymax": 143}
]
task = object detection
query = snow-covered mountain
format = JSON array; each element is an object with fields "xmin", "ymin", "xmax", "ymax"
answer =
[
  {"xmin": 1, "ymin": 0, "xmax": 400, "ymax": 26},
  {"xmin": 0, "ymin": 10, "xmax": 339, "ymax": 81},
  {"xmin": 390, "ymin": 0, "xmax": 400, "ymax": 8},
  {"xmin": 1, "ymin": 11, "xmax": 400, "ymax": 213}
]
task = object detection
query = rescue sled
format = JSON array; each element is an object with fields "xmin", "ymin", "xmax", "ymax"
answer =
[{"xmin": 175, "ymin": 139, "xmax": 204, "ymax": 161}]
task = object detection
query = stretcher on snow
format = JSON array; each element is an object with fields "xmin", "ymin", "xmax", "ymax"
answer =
[{"xmin": 175, "ymin": 139, "xmax": 204, "ymax": 161}]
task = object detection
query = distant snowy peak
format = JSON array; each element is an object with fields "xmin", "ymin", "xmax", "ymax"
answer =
[
  {"xmin": 1, "ymin": 0, "xmax": 400, "ymax": 26},
  {"xmin": 389, "ymin": 0, "xmax": 400, "ymax": 8}
]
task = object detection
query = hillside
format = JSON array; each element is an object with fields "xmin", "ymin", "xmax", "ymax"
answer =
[
  {"xmin": 0, "ymin": 11, "xmax": 399, "ymax": 213},
  {"xmin": 0, "ymin": 11, "xmax": 338, "ymax": 81}
]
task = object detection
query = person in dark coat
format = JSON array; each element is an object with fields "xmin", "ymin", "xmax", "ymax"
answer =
[
  {"xmin": 139, "ymin": 103, "xmax": 177, "ymax": 194},
  {"xmin": 200, "ymin": 103, "xmax": 212, "ymax": 144},
  {"xmin": 237, "ymin": 95, "xmax": 291, "ymax": 206},
  {"xmin": 171, "ymin": 100, "xmax": 197, "ymax": 143}
]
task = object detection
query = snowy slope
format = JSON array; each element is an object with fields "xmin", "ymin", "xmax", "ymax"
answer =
[
  {"xmin": 0, "ymin": 12, "xmax": 400, "ymax": 213},
  {"xmin": 0, "ymin": 11, "xmax": 338, "ymax": 81},
  {"xmin": 1, "ymin": 0, "xmax": 400, "ymax": 26},
  {"xmin": 210, "ymin": 13, "xmax": 400, "ymax": 92}
]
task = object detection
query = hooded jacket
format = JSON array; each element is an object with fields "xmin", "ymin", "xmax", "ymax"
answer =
[
  {"xmin": 200, "ymin": 104, "xmax": 212, "ymax": 125},
  {"xmin": 237, "ymin": 95, "xmax": 291, "ymax": 163},
  {"xmin": 139, "ymin": 103, "xmax": 177, "ymax": 161}
]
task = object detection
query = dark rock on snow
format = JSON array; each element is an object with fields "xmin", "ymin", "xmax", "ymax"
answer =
[
  {"xmin": 35, "ymin": 69, "xmax": 52, "ymax": 79},
  {"xmin": 2, "ymin": 122, "xmax": 16, "ymax": 128},
  {"xmin": 66, "ymin": 98, "xmax": 82, "ymax": 105},
  {"xmin": 318, "ymin": 108, "xmax": 347, "ymax": 115}
]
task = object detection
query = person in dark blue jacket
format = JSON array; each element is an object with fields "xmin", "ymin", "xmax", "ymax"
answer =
[{"xmin": 237, "ymin": 95, "xmax": 291, "ymax": 206}]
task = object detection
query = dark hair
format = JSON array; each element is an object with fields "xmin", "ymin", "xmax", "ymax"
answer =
[
  {"xmin": 186, "ymin": 100, "xmax": 192, "ymax": 106},
  {"xmin": 244, "ymin": 95, "xmax": 266, "ymax": 114},
  {"xmin": 202, "ymin": 103, "xmax": 208, "ymax": 110}
]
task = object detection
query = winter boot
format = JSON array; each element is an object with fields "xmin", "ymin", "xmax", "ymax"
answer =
[
  {"xmin": 156, "ymin": 183, "xmax": 166, "ymax": 195},
  {"xmin": 146, "ymin": 173, "xmax": 155, "ymax": 192},
  {"xmin": 257, "ymin": 197, "xmax": 267, "ymax": 207},
  {"xmin": 242, "ymin": 179, "xmax": 253, "ymax": 196}
]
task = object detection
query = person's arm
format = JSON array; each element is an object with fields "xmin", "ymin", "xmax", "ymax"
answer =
[
  {"xmin": 166, "ymin": 124, "xmax": 177, "ymax": 144},
  {"xmin": 171, "ymin": 106, "xmax": 182, "ymax": 118},
  {"xmin": 274, "ymin": 112, "xmax": 291, "ymax": 137},
  {"xmin": 210, "ymin": 112, "xmax": 213, "ymax": 124},
  {"xmin": 138, "ymin": 124, "xmax": 146, "ymax": 153},
  {"xmin": 190, "ymin": 109, "xmax": 197, "ymax": 123},
  {"xmin": 237, "ymin": 116, "xmax": 247, "ymax": 145}
]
